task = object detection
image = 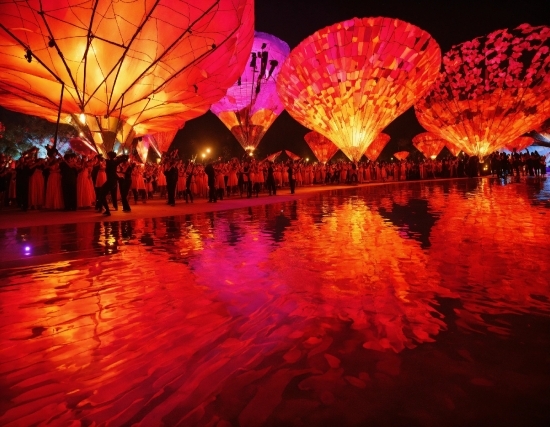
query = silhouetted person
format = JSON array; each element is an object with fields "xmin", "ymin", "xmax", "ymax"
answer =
[
  {"xmin": 116, "ymin": 156, "xmax": 133, "ymax": 212},
  {"xmin": 60, "ymin": 154, "xmax": 78, "ymax": 211},
  {"xmin": 288, "ymin": 161, "xmax": 295, "ymax": 194},
  {"xmin": 164, "ymin": 160, "xmax": 178, "ymax": 206},
  {"xmin": 205, "ymin": 161, "xmax": 217, "ymax": 202},
  {"xmin": 15, "ymin": 157, "xmax": 31, "ymax": 211},
  {"xmin": 266, "ymin": 161, "xmax": 276, "ymax": 195},
  {"xmin": 185, "ymin": 162, "xmax": 195, "ymax": 203},
  {"xmin": 98, "ymin": 151, "xmax": 120, "ymax": 216}
]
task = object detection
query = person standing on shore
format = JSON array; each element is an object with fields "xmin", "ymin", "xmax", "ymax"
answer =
[
  {"xmin": 98, "ymin": 151, "xmax": 120, "ymax": 216},
  {"xmin": 266, "ymin": 161, "xmax": 276, "ymax": 195},
  {"xmin": 205, "ymin": 161, "xmax": 217, "ymax": 203},
  {"xmin": 288, "ymin": 161, "xmax": 295, "ymax": 194}
]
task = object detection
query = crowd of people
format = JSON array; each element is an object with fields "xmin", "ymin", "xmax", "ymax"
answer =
[{"xmin": 0, "ymin": 146, "xmax": 547, "ymax": 214}]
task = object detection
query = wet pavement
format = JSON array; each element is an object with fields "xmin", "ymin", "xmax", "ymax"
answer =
[{"xmin": 0, "ymin": 177, "xmax": 549, "ymax": 427}]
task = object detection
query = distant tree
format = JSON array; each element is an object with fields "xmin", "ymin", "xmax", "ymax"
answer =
[{"xmin": 0, "ymin": 114, "xmax": 76, "ymax": 158}]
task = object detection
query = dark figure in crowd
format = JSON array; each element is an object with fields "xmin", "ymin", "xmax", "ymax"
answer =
[
  {"xmin": 15, "ymin": 156, "xmax": 31, "ymax": 211},
  {"xmin": 98, "ymin": 151, "xmax": 120, "ymax": 216},
  {"xmin": 116, "ymin": 156, "xmax": 133, "ymax": 212},
  {"xmin": 60, "ymin": 153, "xmax": 78, "ymax": 211},
  {"xmin": 266, "ymin": 161, "xmax": 276, "ymax": 195},
  {"xmin": 164, "ymin": 160, "xmax": 178, "ymax": 206},
  {"xmin": 204, "ymin": 161, "xmax": 217, "ymax": 202},
  {"xmin": 288, "ymin": 161, "xmax": 295, "ymax": 194},
  {"xmin": 92, "ymin": 154, "xmax": 101, "ymax": 207},
  {"xmin": 185, "ymin": 162, "xmax": 195, "ymax": 203}
]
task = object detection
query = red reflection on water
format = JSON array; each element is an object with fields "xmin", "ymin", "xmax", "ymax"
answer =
[{"xmin": 0, "ymin": 180, "xmax": 549, "ymax": 426}]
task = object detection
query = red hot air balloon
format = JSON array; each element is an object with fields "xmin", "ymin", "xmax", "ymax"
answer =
[
  {"xmin": 412, "ymin": 132, "xmax": 447, "ymax": 160},
  {"xmin": 394, "ymin": 151, "xmax": 409, "ymax": 161},
  {"xmin": 364, "ymin": 133, "xmax": 391, "ymax": 162},
  {"xmin": 503, "ymin": 136, "xmax": 535, "ymax": 152},
  {"xmin": 277, "ymin": 17, "xmax": 441, "ymax": 162},
  {"xmin": 415, "ymin": 23, "xmax": 550, "ymax": 159},
  {"xmin": 304, "ymin": 131, "xmax": 339, "ymax": 164}
]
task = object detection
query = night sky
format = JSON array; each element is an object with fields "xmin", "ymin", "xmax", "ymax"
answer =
[{"xmin": 174, "ymin": 0, "xmax": 549, "ymax": 160}]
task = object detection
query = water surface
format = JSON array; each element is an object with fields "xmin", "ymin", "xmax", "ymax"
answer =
[{"xmin": 1, "ymin": 178, "xmax": 549, "ymax": 427}]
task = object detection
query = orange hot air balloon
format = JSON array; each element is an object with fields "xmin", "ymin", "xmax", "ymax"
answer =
[
  {"xmin": 394, "ymin": 151, "xmax": 409, "ymax": 161},
  {"xmin": 277, "ymin": 17, "xmax": 441, "ymax": 162},
  {"xmin": 144, "ymin": 129, "xmax": 180, "ymax": 158},
  {"xmin": 412, "ymin": 132, "xmax": 447, "ymax": 160},
  {"xmin": 445, "ymin": 141, "xmax": 462, "ymax": 157},
  {"xmin": 211, "ymin": 32, "xmax": 290, "ymax": 154},
  {"xmin": 415, "ymin": 23, "xmax": 550, "ymax": 159},
  {"xmin": 364, "ymin": 133, "xmax": 391, "ymax": 162},
  {"xmin": 0, "ymin": 0, "xmax": 254, "ymax": 154},
  {"xmin": 503, "ymin": 136, "xmax": 534, "ymax": 152},
  {"xmin": 303, "ymin": 131, "xmax": 339, "ymax": 163}
]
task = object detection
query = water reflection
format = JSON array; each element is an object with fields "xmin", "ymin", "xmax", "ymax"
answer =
[{"xmin": 0, "ymin": 178, "xmax": 549, "ymax": 426}]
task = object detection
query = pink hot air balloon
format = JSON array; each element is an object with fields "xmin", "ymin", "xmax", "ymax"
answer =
[
  {"xmin": 277, "ymin": 17, "xmax": 441, "ymax": 162},
  {"xmin": 365, "ymin": 133, "xmax": 391, "ymax": 162},
  {"xmin": 412, "ymin": 132, "xmax": 447, "ymax": 160},
  {"xmin": 304, "ymin": 131, "xmax": 339, "ymax": 163},
  {"xmin": 211, "ymin": 32, "xmax": 290, "ymax": 154}
]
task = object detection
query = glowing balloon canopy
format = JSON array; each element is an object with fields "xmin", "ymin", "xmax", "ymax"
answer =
[
  {"xmin": 415, "ymin": 23, "xmax": 550, "ymax": 159},
  {"xmin": 0, "ymin": 0, "xmax": 254, "ymax": 154},
  {"xmin": 532, "ymin": 118, "xmax": 550, "ymax": 144},
  {"xmin": 143, "ymin": 129, "xmax": 180, "ymax": 158},
  {"xmin": 303, "ymin": 131, "xmax": 339, "ymax": 163},
  {"xmin": 277, "ymin": 17, "xmax": 441, "ymax": 162},
  {"xmin": 503, "ymin": 136, "xmax": 535, "ymax": 152},
  {"xmin": 394, "ymin": 151, "xmax": 409, "ymax": 161},
  {"xmin": 364, "ymin": 133, "xmax": 391, "ymax": 162},
  {"xmin": 445, "ymin": 141, "xmax": 462, "ymax": 157},
  {"xmin": 412, "ymin": 132, "xmax": 447, "ymax": 160},
  {"xmin": 211, "ymin": 32, "xmax": 290, "ymax": 153}
]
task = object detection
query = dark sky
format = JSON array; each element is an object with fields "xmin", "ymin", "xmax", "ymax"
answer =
[{"xmin": 174, "ymin": 0, "xmax": 548, "ymax": 160}]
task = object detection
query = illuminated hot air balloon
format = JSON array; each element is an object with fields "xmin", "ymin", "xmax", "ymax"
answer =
[
  {"xmin": 303, "ymin": 131, "xmax": 339, "ymax": 163},
  {"xmin": 412, "ymin": 132, "xmax": 447, "ymax": 160},
  {"xmin": 445, "ymin": 141, "xmax": 462, "ymax": 157},
  {"xmin": 211, "ymin": 32, "xmax": 290, "ymax": 154},
  {"xmin": 503, "ymin": 136, "xmax": 534, "ymax": 152},
  {"xmin": 277, "ymin": 17, "xmax": 441, "ymax": 162},
  {"xmin": 394, "ymin": 151, "xmax": 409, "ymax": 161},
  {"xmin": 143, "ymin": 129, "xmax": 180, "ymax": 158},
  {"xmin": 0, "ymin": 0, "xmax": 254, "ymax": 154},
  {"xmin": 364, "ymin": 133, "xmax": 391, "ymax": 162},
  {"xmin": 532, "ymin": 118, "xmax": 550, "ymax": 144},
  {"xmin": 134, "ymin": 137, "xmax": 150, "ymax": 163},
  {"xmin": 415, "ymin": 23, "xmax": 550, "ymax": 159}
]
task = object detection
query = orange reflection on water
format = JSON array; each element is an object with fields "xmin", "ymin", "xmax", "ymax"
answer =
[{"xmin": 0, "ymin": 179, "xmax": 549, "ymax": 426}]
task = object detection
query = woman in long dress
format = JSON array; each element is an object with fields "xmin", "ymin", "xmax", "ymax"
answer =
[
  {"xmin": 28, "ymin": 158, "xmax": 45, "ymax": 209},
  {"xmin": 227, "ymin": 161, "xmax": 239, "ymax": 196},
  {"xmin": 77, "ymin": 159, "xmax": 96, "ymax": 208},
  {"xmin": 131, "ymin": 164, "xmax": 147, "ymax": 203},
  {"xmin": 156, "ymin": 164, "xmax": 167, "ymax": 198},
  {"xmin": 45, "ymin": 158, "xmax": 64, "ymax": 210}
]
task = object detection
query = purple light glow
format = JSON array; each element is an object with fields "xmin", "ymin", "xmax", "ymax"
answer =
[{"xmin": 211, "ymin": 32, "xmax": 290, "ymax": 152}]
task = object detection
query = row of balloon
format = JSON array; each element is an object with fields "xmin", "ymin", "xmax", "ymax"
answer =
[
  {"xmin": 279, "ymin": 19, "xmax": 550, "ymax": 164},
  {"xmin": 0, "ymin": 2, "xmax": 549, "ymax": 163}
]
